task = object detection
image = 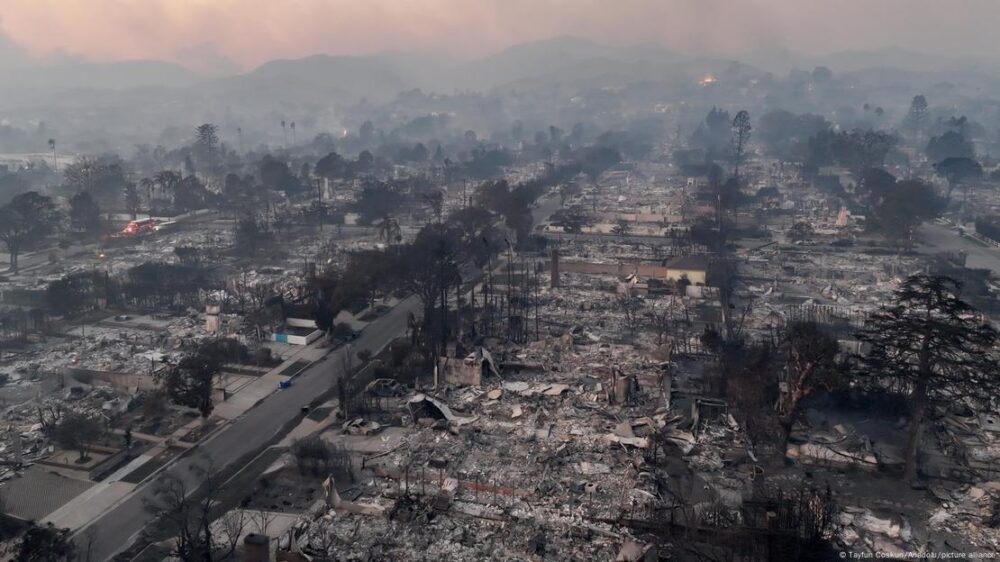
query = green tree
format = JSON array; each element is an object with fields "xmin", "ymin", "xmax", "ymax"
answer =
[
  {"xmin": 692, "ymin": 107, "xmax": 731, "ymax": 158},
  {"xmin": 401, "ymin": 224, "xmax": 461, "ymax": 355},
  {"xmin": 315, "ymin": 151, "xmax": 346, "ymax": 179},
  {"xmin": 0, "ymin": 191, "xmax": 60, "ymax": 271},
  {"xmin": 232, "ymin": 217, "xmax": 273, "ymax": 257},
  {"xmin": 172, "ymin": 175, "xmax": 211, "ymax": 211},
  {"xmin": 352, "ymin": 180, "xmax": 404, "ymax": 225},
  {"xmin": 870, "ymin": 179, "xmax": 943, "ymax": 246},
  {"xmin": 15, "ymin": 522, "xmax": 75, "ymax": 562},
  {"xmin": 259, "ymin": 156, "xmax": 301, "ymax": 193},
  {"xmin": 69, "ymin": 191, "xmax": 101, "ymax": 234},
  {"xmin": 577, "ymin": 145, "xmax": 622, "ymax": 182},
  {"xmin": 757, "ymin": 110, "xmax": 831, "ymax": 162},
  {"xmin": 161, "ymin": 343, "xmax": 226, "ymax": 417},
  {"xmin": 54, "ymin": 413, "xmax": 104, "ymax": 462},
  {"xmin": 926, "ymin": 131, "xmax": 973, "ymax": 163},
  {"xmin": 934, "ymin": 156, "xmax": 982, "ymax": 202},
  {"xmin": 46, "ymin": 271, "xmax": 108, "ymax": 316},
  {"xmin": 855, "ymin": 275, "xmax": 1000, "ymax": 481}
]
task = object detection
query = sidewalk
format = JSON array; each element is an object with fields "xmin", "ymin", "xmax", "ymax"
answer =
[
  {"xmin": 213, "ymin": 339, "xmax": 331, "ymax": 420},
  {"xmin": 40, "ymin": 339, "xmax": 334, "ymax": 532},
  {"xmin": 43, "ymin": 481, "xmax": 136, "ymax": 530}
]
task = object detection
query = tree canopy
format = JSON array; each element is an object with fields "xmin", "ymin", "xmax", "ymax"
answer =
[
  {"xmin": 0, "ymin": 191, "xmax": 60, "ymax": 271},
  {"xmin": 855, "ymin": 275, "xmax": 1000, "ymax": 481}
]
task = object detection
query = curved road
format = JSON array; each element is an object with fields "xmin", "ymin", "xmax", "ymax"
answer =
[{"xmin": 78, "ymin": 296, "xmax": 420, "ymax": 561}]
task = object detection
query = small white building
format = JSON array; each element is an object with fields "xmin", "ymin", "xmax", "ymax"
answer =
[{"xmin": 270, "ymin": 317, "xmax": 323, "ymax": 345}]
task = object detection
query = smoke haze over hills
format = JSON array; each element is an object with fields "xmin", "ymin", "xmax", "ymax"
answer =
[{"xmin": 3, "ymin": 0, "xmax": 1000, "ymax": 71}]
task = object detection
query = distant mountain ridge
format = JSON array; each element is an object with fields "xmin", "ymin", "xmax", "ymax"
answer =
[
  {"xmin": 5, "ymin": 59, "xmax": 201, "ymax": 91},
  {"xmin": 3, "ymin": 35, "xmax": 1000, "ymax": 154},
  {"xmin": 4, "ymin": 36, "xmax": 1000, "ymax": 99}
]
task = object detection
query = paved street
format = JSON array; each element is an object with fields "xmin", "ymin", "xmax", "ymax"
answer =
[
  {"xmin": 76, "ymin": 296, "xmax": 420, "ymax": 561},
  {"xmin": 916, "ymin": 222, "xmax": 1000, "ymax": 274}
]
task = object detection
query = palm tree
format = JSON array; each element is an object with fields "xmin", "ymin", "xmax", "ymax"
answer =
[
  {"xmin": 48, "ymin": 138, "xmax": 57, "ymax": 169},
  {"xmin": 139, "ymin": 177, "xmax": 156, "ymax": 205},
  {"xmin": 281, "ymin": 121, "xmax": 288, "ymax": 147},
  {"xmin": 154, "ymin": 171, "xmax": 181, "ymax": 204},
  {"xmin": 290, "ymin": 121, "xmax": 296, "ymax": 144}
]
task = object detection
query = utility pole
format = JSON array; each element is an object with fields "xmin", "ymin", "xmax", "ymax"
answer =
[
  {"xmin": 315, "ymin": 178, "xmax": 324, "ymax": 232},
  {"xmin": 505, "ymin": 239, "xmax": 514, "ymax": 341},
  {"xmin": 534, "ymin": 261, "xmax": 540, "ymax": 341}
]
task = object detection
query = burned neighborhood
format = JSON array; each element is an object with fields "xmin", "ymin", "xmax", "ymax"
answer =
[{"xmin": 0, "ymin": 2, "xmax": 999, "ymax": 561}]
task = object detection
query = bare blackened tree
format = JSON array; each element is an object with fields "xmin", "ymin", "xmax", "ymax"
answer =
[
  {"xmin": 777, "ymin": 322, "xmax": 841, "ymax": 448},
  {"xmin": 401, "ymin": 224, "xmax": 461, "ymax": 356},
  {"xmin": 730, "ymin": 110, "xmax": 752, "ymax": 182},
  {"xmin": 645, "ymin": 299, "xmax": 674, "ymax": 347},
  {"xmin": 855, "ymin": 275, "xmax": 1000, "ymax": 481},
  {"xmin": 144, "ymin": 463, "xmax": 240, "ymax": 562},
  {"xmin": 217, "ymin": 510, "xmax": 247, "ymax": 558},
  {"xmin": 250, "ymin": 509, "xmax": 275, "ymax": 537},
  {"xmin": 618, "ymin": 288, "xmax": 643, "ymax": 338},
  {"xmin": 724, "ymin": 343, "xmax": 782, "ymax": 452}
]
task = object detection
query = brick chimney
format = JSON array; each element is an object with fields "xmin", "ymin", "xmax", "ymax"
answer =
[{"xmin": 243, "ymin": 533, "xmax": 271, "ymax": 562}]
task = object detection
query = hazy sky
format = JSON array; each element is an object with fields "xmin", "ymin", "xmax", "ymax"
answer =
[{"xmin": 1, "ymin": 0, "xmax": 997, "ymax": 71}]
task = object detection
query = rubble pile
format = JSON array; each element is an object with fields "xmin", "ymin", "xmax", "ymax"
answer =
[
  {"xmin": 289, "ymin": 322, "xmax": 764, "ymax": 561},
  {"xmin": 0, "ymin": 382, "xmax": 127, "ymax": 477}
]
